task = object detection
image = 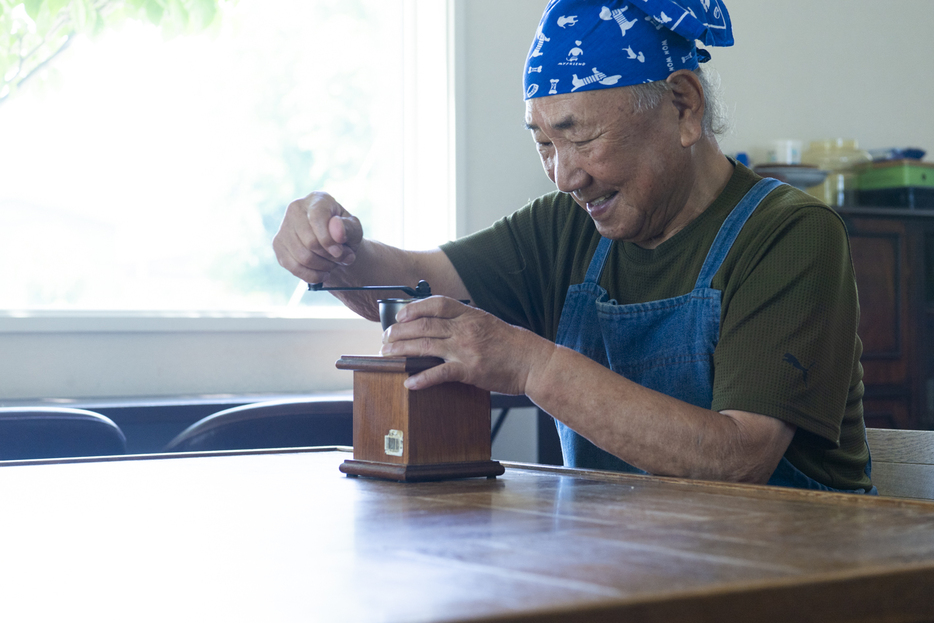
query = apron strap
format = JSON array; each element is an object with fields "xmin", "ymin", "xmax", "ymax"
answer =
[
  {"xmin": 584, "ymin": 236, "xmax": 614, "ymax": 284},
  {"xmin": 694, "ymin": 177, "xmax": 783, "ymax": 289}
]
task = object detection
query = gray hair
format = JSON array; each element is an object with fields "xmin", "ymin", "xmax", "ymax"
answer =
[{"xmin": 627, "ymin": 67, "xmax": 729, "ymax": 137}]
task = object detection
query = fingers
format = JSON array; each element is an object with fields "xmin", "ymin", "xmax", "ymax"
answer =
[
  {"xmin": 379, "ymin": 299, "xmax": 539, "ymax": 395},
  {"xmin": 302, "ymin": 193, "xmax": 359, "ymax": 263},
  {"xmin": 379, "ymin": 298, "xmax": 480, "ymax": 389},
  {"xmin": 379, "ymin": 298, "xmax": 466, "ymax": 359},
  {"xmin": 404, "ymin": 361, "xmax": 466, "ymax": 390},
  {"xmin": 328, "ymin": 214, "xmax": 363, "ymax": 248},
  {"xmin": 272, "ymin": 192, "xmax": 363, "ymax": 284},
  {"xmin": 394, "ymin": 296, "xmax": 466, "ymax": 324},
  {"xmin": 378, "ymin": 295, "xmax": 552, "ymax": 396},
  {"xmin": 377, "ymin": 302, "xmax": 465, "ymax": 391},
  {"xmin": 380, "ymin": 298, "xmax": 468, "ymax": 350},
  {"xmin": 380, "ymin": 320, "xmax": 450, "ymax": 356}
]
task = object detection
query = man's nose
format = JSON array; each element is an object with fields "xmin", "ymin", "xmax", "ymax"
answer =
[{"xmin": 552, "ymin": 147, "xmax": 587, "ymax": 194}]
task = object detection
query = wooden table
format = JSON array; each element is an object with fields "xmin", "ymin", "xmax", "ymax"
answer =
[{"xmin": 1, "ymin": 448, "xmax": 933, "ymax": 622}]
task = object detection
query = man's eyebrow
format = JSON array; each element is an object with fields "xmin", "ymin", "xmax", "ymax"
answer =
[
  {"xmin": 551, "ymin": 116, "xmax": 577, "ymax": 130},
  {"xmin": 523, "ymin": 116, "xmax": 577, "ymax": 132}
]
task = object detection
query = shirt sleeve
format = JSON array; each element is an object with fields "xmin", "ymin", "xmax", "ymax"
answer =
[
  {"xmin": 710, "ymin": 202, "xmax": 861, "ymax": 446},
  {"xmin": 441, "ymin": 192, "xmax": 591, "ymax": 340}
]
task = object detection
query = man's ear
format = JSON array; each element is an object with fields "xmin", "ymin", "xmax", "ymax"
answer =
[{"xmin": 666, "ymin": 70, "xmax": 705, "ymax": 148}]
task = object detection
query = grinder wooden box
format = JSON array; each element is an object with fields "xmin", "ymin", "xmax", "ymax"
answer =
[{"xmin": 336, "ymin": 355, "xmax": 504, "ymax": 482}]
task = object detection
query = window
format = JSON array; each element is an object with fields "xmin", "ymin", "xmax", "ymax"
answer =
[
  {"xmin": 0, "ymin": 0, "xmax": 453, "ymax": 314},
  {"xmin": 0, "ymin": 0, "xmax": 454, "ymax": 400}
]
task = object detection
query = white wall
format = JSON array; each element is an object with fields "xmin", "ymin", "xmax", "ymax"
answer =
[
  {"xmin": 0, "ymin": 317, "xmax": 383, "ymax": 400},
  {"xmin": 455, "ymin": 0, "xmax": 556, "ymax": 236},
  {"xmin": 713, "ymin": 0, "xmax": 934, "ymax": 165}
]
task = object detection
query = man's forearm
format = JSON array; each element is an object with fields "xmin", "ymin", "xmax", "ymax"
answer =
[
  {"xmin": 526, "ymin": 343, "xmax": 794, "ymax": 483},
  {"xmin": 325, "ymin": 239, "xmax": 471, "ymax": 322}
]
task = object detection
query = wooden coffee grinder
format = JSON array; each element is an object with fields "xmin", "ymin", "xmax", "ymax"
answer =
[
  {"xmin": 335, "ymin": 355, "xmax": 504, "ymax": 481},
  {"xmin": 309, "ymin": 280, "xmax": 504, "ymax": 482}
]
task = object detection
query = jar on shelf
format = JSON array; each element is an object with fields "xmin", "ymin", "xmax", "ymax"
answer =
[{"xmin": 801, "ymin": 139, "xmax": 872, "ymax": 206}]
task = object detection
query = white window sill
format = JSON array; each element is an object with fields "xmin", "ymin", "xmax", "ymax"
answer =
[
  {"xmin": 0, "ymin": 308, "xmax": 385, "ymax": 400},
  {"xmin": 0, "ymin": 308, "xmax": 375, "ymax": 333}
]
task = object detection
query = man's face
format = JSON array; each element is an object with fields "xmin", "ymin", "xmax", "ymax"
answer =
[{"xmin": 525, "ymin": 86, "xmax": 694, "ymax": 247}]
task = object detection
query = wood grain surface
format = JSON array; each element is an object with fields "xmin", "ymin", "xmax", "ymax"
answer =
[
  {"xmin": 347, "ymin": 356, "xmax": 492, "ymax": 466},
  {"xmin": 1, "ymin": 449, "xmax": 933, "ymax": 622},
  {"xmin": 868, "ymin": 427, "xmax": 934, "ymax": 500}
]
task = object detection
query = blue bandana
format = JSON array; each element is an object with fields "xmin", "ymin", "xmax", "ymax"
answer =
[{"xmin": 523, "ymin": 0, "xmax": 733, "ymax": 100}]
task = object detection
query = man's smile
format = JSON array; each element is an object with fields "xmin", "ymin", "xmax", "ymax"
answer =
[{"xmin": 583, "ymin": 191, "xmax": 618, "ymax": 217}]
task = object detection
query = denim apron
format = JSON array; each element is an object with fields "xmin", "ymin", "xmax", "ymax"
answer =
[{"xmin": 554, "ymin": 178, "xmax": 874, "ymax": 493}]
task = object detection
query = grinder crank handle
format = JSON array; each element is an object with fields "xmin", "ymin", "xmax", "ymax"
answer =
[{"xmin": 307, "ymin": 280, "xmax": 432, "ymax": 299}]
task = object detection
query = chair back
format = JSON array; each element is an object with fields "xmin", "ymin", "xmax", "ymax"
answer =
[
  {"xmin": 866, "ymin": 428, "xmax": 934, "ymax": 500},
  {"xmin": 0, "ymin": 407, "xmax": 127, "ymax": 460},
  {"xmin": 164, "ymin": 396, "xmax": 354, "ymax": 453}
]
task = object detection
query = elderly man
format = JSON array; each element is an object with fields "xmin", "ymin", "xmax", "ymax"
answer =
[{"xmin": 273, "ymin": 0, "xmax": 874, "ymax": 493}]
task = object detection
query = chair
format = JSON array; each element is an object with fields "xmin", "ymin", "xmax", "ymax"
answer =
[
  {"xmin": 163, "ymin": 396, "xmax": 355, "ymax": 453},
  {"xmin": 0, "ymin": 407, "xmax": 127, "ymax": 460},
  {"xmin": 866, "ymin": 427, "xmax": 934, "ymax": 500}
]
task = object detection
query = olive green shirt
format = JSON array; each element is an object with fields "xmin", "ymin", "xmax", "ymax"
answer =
[{"xmin": 442, "ymin": 163, "xmax": 870, "ymax": 491}]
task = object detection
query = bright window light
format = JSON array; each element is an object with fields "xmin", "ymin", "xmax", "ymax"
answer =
[{"xmin": 0, "ymin": 0, "xmax": 449, "ymax": 314}]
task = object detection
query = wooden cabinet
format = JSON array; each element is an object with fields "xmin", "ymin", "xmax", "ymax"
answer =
[{"xmin": 838, "ymin": 208, "xmax": 934, "ymax": 430}]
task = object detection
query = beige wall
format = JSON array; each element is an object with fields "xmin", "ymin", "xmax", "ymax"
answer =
[
  {"xmin": 714, "ymin": 0, "xmax": 934, "ymax": 164},
  {"xmin": 455, "ymin": 0, "xmax": 556, "ymax": 236},
  {"xmin": 456, "ymin": 0, "xmax": 934, "ymax": 231}
]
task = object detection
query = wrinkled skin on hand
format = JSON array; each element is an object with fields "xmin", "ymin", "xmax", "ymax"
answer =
[
  {"xmin": 379, "ymin": 296, "xmax": 555, "ymax": 395},
  {"xmin": 272, "ymin": 191, "xmax": 363, "ymax": 286}
]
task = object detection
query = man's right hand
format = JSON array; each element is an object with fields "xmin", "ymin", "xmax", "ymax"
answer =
[{"xmin": 273, "ymin": 191, "xmax": 364, "ymax": 285}]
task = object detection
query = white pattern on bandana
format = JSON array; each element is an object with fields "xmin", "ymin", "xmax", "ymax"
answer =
[{"xmin": 524, "ymin": 0, "xmax": 733, "ymax": 100}]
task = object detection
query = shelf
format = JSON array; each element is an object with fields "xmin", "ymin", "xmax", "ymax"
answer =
[{"xmin": 836, "ymin": 206, "xmax": 934, "ymax": 218}]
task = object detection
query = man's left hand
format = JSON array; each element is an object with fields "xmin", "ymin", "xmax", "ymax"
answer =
[{"xmin": 380, "ymin": 297, "xmax": 555, "ymax": 395}]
